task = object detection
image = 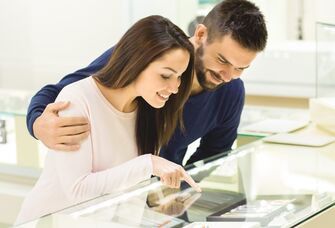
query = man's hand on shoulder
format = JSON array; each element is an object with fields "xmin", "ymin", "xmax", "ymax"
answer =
[{"xmin": 33, "ymin": 101, "xmax": 90, "ymax": 151}]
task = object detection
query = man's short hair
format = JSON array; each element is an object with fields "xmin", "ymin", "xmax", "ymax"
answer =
[{"xmin": 203, "ymin": 0, "xmax": 268, "ymax": 52}]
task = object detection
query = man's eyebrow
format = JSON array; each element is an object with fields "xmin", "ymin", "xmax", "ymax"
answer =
[
  {"xmin": 163, "ymin": 67, "xmax": 177, "ymax": 73},
  {"xmin": 217, "ymin": 53, "xmax": 250, "ymax": 70}
]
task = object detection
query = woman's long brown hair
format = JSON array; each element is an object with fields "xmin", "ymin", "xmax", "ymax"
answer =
[{"xmin": 94, "ymin": 15, "xmax": 194, "ymax": 156}]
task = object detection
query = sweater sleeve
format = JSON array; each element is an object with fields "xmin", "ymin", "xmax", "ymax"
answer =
[
  {"xmin": 48, "ymin": 87, "xmax": 153, "ymax": 204},
  {"xmin": 26, "ymin": 47, "xmax": 114, "ymax": 138}
]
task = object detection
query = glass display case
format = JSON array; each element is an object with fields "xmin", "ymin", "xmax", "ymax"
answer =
[
  {"xmin": 0, "ymin": 89, "xmax": 42, "ymax": 226},
  {"xmin": 0, "ymin": 89, "xmax": 43, "ymax": 176},
  {"xmin": 310, "ymin": 22, "xmax": 335, "ymax": 135},
  {"xmin": 14, "ymin": 125, "xmax": 335, "ymax": 227},
  {"xmin": 316, "ymin": 22, "xmax": 335, "ymax": 98}
]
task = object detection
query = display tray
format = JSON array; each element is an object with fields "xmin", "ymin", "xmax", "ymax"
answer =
[
  {"xmin": 207, "ymin": 194, "xmax": 311, "ymax": 226},
  {"xmin": 263, "ymin": 133, "xmax": 335, "ymax": 147}
]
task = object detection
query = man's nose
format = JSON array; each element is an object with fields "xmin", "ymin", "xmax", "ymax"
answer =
[{"xmin": 219, "ymin": 68, "xmax": 233, "ymax": 82}]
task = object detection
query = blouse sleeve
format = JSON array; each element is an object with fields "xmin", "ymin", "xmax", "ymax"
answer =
[{"xmin": 48, "ymin": 86, "xmax": 153, "ymax": 204}]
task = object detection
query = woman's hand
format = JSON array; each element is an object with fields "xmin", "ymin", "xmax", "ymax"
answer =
[{"xmin": 151, "ymin": 155, "xmax": 201, "ymax": 192}]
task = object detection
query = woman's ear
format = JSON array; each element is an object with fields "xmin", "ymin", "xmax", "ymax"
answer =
[{"xmin": 194, "ymin": 24, "xmax": 208, "ymax": 46}]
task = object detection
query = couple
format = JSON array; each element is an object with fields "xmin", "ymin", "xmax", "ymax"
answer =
[{"xmin": 17, "ymin": 0, "xmax": 267, "ymax": 224}]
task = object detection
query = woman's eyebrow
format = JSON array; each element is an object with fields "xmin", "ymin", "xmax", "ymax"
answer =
[{"xmin": 163, "ymin": 67, "xmax": 177, "ymax": 73}]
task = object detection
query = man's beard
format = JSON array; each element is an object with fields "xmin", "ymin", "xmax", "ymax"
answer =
[{"xmin": 194, "ymin": 44, "xmax": 227, "ymax": 91}]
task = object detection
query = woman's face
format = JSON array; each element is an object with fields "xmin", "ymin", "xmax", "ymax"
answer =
[{"xmin": 134, "ymin": 48, "xmax": 190, "ymax": 108}]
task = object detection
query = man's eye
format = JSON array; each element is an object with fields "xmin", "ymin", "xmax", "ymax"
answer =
[
  {"xmin": 218, "ymin": 58, "xmax": 228, "ymax": 64},
  {"xmin": 235, "ymin": 67, "xmax": 244, "ymax": 72}
]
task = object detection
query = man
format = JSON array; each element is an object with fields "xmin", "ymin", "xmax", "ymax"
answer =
[{"xmin": 27, "ymin": 0, "xmax": 267, "ymax": 165}]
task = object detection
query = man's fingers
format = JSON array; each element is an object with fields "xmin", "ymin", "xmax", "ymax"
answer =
[
  {"xmin": 58, "ymin": 132, "xmax": 89, "ymax": 144},
  {"xmin": 57, "ymin": 124, "xmax": 90, "ymax": 136},
  {"xmin": 181, "ymin": 170, "xmax": 202, "ymax": 192},
  {"xmin": 58, "ymin": 117, "xmax": 89, "ymax": 127},
  {"xmin": 46, "ymin": 101, "xmax": 70, "ymax": 112},
  {"xmin": 53, "ymin": 143, "xmax": 80, "ymax": 152}
]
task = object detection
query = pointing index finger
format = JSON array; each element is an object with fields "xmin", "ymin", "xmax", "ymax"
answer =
[{"xmin": 181, "ymin": 169, "xmax": 202, "ymax": 192}]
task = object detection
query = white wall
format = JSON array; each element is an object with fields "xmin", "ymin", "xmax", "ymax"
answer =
[
  {"xmin": 129, "ymin": 0, "xmax": 197, "ymax": 34},
  {"xmin": 1, "ymin": 0, "xmax": 335, "ymax": 95},
  {"xmin": 0, "ymin": 0, "xmax": 197, "ymax": 91},
  {"xmin": 0, "ymin": 0, "xmax": 131, "ymax": 91},
  {"xmin": 252, "ymin": 0, "xmax": 335, "ymax": 42},
  {"xmin": 302, "ymin": 0, "xmax": 335, "ymax": 40},
  {"xmin": 251, "ymin": 0, "xmax": 289, "ymax": 42},
  {"xmin": 244, "ymin": 0, "xmax": 335, "ymax": 98}
]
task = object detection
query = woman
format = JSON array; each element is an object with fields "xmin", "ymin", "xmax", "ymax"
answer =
[{"xmin": 16, "ymin": 15, "xmax": 200, "ymax": 224}]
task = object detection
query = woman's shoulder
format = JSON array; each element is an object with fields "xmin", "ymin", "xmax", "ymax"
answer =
[
  {"xmin": 61, "ymin": 77, "xmax": 93, "ymax": 96},
  {"xmin": 57, "ymin": 77, "xmax": 97, "ymax": 102},
  {"xmin": 56, "ymin": 77, "xmax": 96, "ymax": 116}
]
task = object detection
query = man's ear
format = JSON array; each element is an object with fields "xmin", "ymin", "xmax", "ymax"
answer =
[{"xmin": 194, "ymin": 24, "xmax": 208, "ymax": 46}]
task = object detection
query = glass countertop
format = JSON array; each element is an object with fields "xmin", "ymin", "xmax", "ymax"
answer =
[{"xmin": 14, "ymin": 124, "xmax": 335, "ymax": 228}]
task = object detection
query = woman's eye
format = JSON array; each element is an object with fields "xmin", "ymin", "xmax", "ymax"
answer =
[{"xmin": 161, "ymin": 74, "xmax": 170, "ymax": 80}]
